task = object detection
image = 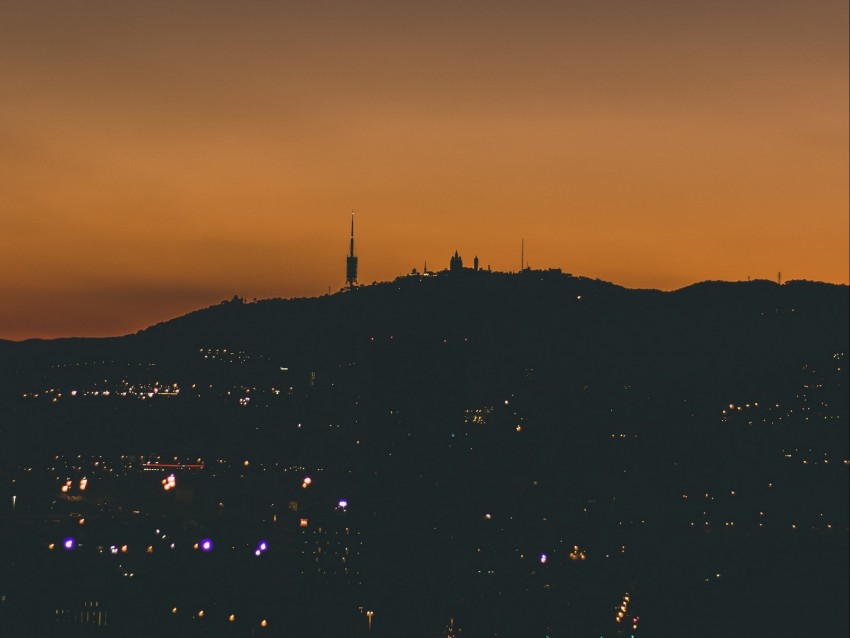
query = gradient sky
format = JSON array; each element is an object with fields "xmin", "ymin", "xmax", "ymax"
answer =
[{"xmin": 1, "ymin": 0, "xmax": 847, "ymax": 340}]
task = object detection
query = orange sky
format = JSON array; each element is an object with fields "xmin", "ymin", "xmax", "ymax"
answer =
[{"xmin": 1, "ymin": 0, "xmax": 847, "ymax": 340}]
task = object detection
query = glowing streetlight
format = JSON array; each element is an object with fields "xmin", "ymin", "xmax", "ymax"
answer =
[{"xmin": 366, "ymin": 610, "xmax": 374, "ymax": 631}]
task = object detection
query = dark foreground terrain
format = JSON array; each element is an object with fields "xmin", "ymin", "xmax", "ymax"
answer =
[{"xmin": 1, "ymin": 273, "xmax": 847, "ymax": 636}]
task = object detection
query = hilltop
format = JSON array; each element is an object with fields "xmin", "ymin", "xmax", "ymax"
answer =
[{"xmin": 2, "ymin": 272, "xmax": 846, "ymax": 397}]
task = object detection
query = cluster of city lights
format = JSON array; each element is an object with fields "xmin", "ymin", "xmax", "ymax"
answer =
[
  {"xmin": 47, "ymin": 537, "xmax": 286, "ymax": 558},
  {"xmin": 161, "ymin": 473, "xmax": 176, "ymax": 491},
  {"xmin": 569, "ymin": 545, "xmax": 587, "ymax": 561},
  {"xmin": 60, "ymin": 478, "xmax": 88, "ymax": 493},
  {"xmin": 192, "ymin": 539, "xmax": 213, "ymax": 553},
  {"xmin": 615, "ymin": 592, "xmax": 638, "ymax": 632},
  {"xmin": 173, "ymin": 606, "xmax": 268, "ymax": 629},
  {"xmin": 47, "ymin": 537, "xmax": 77, "ymax": 551}
]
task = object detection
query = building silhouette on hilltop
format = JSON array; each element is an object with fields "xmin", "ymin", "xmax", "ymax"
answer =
[{"xmin": 449, "ymin": 250, "xmax": 481, "ymax": 273}]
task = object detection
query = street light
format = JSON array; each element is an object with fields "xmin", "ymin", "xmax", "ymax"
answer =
[{"xmin": 366, "ymin": 610, "xmax": 374, "ymax": 631}]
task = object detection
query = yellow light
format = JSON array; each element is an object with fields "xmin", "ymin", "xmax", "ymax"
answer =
[
  {"xmin": 229, "ymin": 614, "xmax": 236, "ymax": 622},
  {"xmin": 260, "ymin": 619, "xmax": 268, "ymax": 627},
  {"xmin": 172, "ymin": 607, "xmax": 177, "ymax": 614},
  {"xmin": 198, "ymin": 610, "xmax": 204, "ymax": 618}
]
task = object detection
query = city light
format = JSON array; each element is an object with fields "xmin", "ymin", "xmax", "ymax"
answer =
[{"xmin": 162, "ymin": 474, "xmax": 176, "ymax": 491}]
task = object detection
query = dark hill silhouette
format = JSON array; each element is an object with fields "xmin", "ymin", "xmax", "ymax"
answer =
[{"xmin": 2, "ymin": 273, "xmax": 846, "ymax": 397}]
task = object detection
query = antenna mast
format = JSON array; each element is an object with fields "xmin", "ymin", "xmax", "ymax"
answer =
[{"xmin": 345, "ymin": 210, "xmax": 358, "ymax": 288}]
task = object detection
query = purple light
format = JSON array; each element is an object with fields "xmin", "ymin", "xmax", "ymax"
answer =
[
  {"xmin": 338, "ymin": 499, "xmax": 348, "ymax": 509},
  {"xmin": 200, "ymin": 539, "xmax": 213, "ymax": 552},
  {"xmin": 539, "ymin": 553, "xmax": 547, "ymax": 564},
  {"xmin": 258, "ymin": 541, "xmax": 268, "ymax": 551},
  {"xmin": 63, "ymin": 537, "xmax": 76, "ymax": 550}
]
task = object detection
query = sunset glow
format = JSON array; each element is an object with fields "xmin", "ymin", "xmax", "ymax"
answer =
[{"xmin": 1, "ymin": 0, "xmax": 846, "ymax": 340}]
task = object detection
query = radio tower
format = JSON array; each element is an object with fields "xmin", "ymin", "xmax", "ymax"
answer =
[{"xmin": 346, "ymin": 211, "xmax": 358, "ymax": 288}]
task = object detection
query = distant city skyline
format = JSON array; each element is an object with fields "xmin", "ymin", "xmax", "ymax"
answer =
[{"xmin": 1, "ymin": 0, "xmax": 847, "ymax": 340}]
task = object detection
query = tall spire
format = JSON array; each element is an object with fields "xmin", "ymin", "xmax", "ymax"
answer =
[
  {"xmin": 345, "ymin": 211, "xmax": 358, "ymax": 288},
  {"xmin": 349, "ymin": 211, "xmax": 355, "ymax": 258}
]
